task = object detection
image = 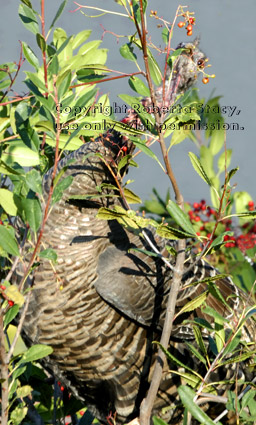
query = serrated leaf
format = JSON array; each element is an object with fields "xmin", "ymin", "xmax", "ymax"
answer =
[
  {"xmin": 123, "ymin": 188, "xmax": 142, "ymax": 204},
  {"xmin": 156, "ymin": 343, "xmax": 202, "ymax": 379},
  {"xmin": 169, "ymin": 370, "xmax": 201, "ymax": 387},
  {"xmin": 156, "ymin": 224, "xmax": 191, "ymax": 240},
  {"xmin": 0, "ymin": 188, "xmax": 18, "ymax": 215},
  {"xmin": 185, "ymin": 341, "xmax": 207, "ymax": 364},
  {"xmin": 0, "ymin": 226, "xmax": 20, "ymax": 256},
  {"xmin": 5, "ymin": 285, "xmax": 25, "ymax": 307},
  {"xmin": 188, "ymin": 152, "xmax": 212, "ymax": 186},
  {"xmin": 166, "ymin": 200, "xmax": 196, "ymax": 236},
  {"xmin": 22, "ymin": 42, "xmax": 39, "ymax": 69},
  {"xmin": 18, "ymin": 344, "xmax": 53, "ymax": 364},
  {"xmin": 176, "ymin": 292, "xmax": 208, "ymax": 318}
]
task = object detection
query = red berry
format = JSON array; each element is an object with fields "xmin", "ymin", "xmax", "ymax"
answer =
[
  {"xmin": 60, "ymin": 386, "xmax": 65, "ymax": 392},
  {"xmin": 200, "ymin": 226, "xmax": 205, "ymax": 231},
  {"xmin": 195, "ymin": 216, "xmax": 200, "ymax": 222},
  {"xmin": 177, "ymin": 21, "xmax": 185, "ymax": 28},
  {"xmin": 201, "ymin": 199, "xmax": 206, "ymax": 204},
  {"xmin": 8, "ymin": 300, "xmax": 14, "ymax": 307},
  {"xmin": 248, "ymin": 200, "xmax": 254, "ymax": 207},
  {"xmin": 122, "ymin": 146, "xmax": 128, "ymax": 152},
  {"xmin": 249, "ymin": 206, "xmax": 254, "ymax": 211},
  {"xmin": 189, "ymin": 17, "xmax": 194, "ymax": 24},
  {"xmin": 187, "ymin": 30, "xmax": 193, "ymax": 36},
  {"xmin": 202, "ymin": 77, "xmax": 209, "ymax": 84},
  {"xmin": 0, "ymin": 285, "xmax": 6, "ymax": 290},
  {"xmin": 80, "ymin": 411, "xmax": 85, "ymax": 416},
  {"xmin": 193, "ymin": 202, "xmax": 199, "ymax": 209},
  {"xmin": 196, "ymin": 232, "xmax": 201, "ymax": 236},
  {"xmin": 186, "ymin": 24, "xmax": 193, "ymax": 31}
]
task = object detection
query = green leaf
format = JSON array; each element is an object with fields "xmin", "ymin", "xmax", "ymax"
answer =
[
  {"xmin": 200, "ymin": 145, "xmax": 215, "ymax": 179},
  {"xmin": 50, "ymin": 0, "xmax": 67, "ymax": 29},
  {"xmin": 18, "ymin": 344, "xmax": 53, "ymax": 365},
  {"xmin": 120, "ymin": 43, "xmax": 137, "ymax": 62},
  {"xmin": 188, "ymin": 152, "xmax": 212, "ymax": 186},
  {"xmin": 52, "ymin": 175, "xmax": 73, "ymax": 204},
  {"xmin": 18, "ymin": 3, "xmax": 39, "ymax": 34},
  {"xmin": 202, "ymin": 306, "xmax": 228, "ymax": 322},
  {"xmin": 73, "ymin": 30, "xmax": 92, "ymax": 50},
  {"xmin": 4, "ymin": 304, "xmax": 19, "ymax": 328},
  {"xmin": 226, "ymin": 167, "xmax": 239, "ymax": 184},
  {"xmin": 147, "ymin": 49, "xmax": 162, "ymax": 86},
  {"xmin": 25, "ymin": 169, "xmax": 42, "ymax": 195},
  {"xmin": 156, "ymin": 224, "xmax": 191, "ymax": 240},
  {"xmin": 0, "ymin": 188, "xmax": 18, "ymax": 215},
  {"xmin": 208, "ymin": 118, "xmax": 225, "ymax": 155},
  {"xmin": 156, "ymin": 343, "xmax": 202, "ymax": 379},
  {"xmin": 21, "ymin": 197, "xmax": 41, "ymax": 233},
  {"xmin": 153, "ymin": 417, "xmax": 168, "ymax": 425},
  {"xmin": 178, "ymin": 386, "xmax": 220, "ymax": 425},
  {"xmin": 22, "ymin": 42, "xmax": 39, "ymax": 70},
  {"xmin": 161, "ymin": 28, "xmax": 170, "ymax": 44},
  {"xmin": 132, "ymin": 139, "xmax": 163, "ymax": 168},
  {"xmin": 39, "ymin": 249, "xmax": 57, "ymax": 262},
  {"xmin": 176, "ymin": 292, "xmax": 208, "ymax": 317},
  {"xmin": 25, "ymin": 71, "xmax": 47, "ymax": 92},
  {"xmin": 16, "ymin": 385, "xmax": 33, "ymax": 399},
  {"xmin": 217, "ymin": 149, "xmax": 232, "ymax": 173},
  {"xmin": 10, "ymin": 404, "xmax": 28, "ymax": 425},
  {"xmin": 166, "ymin": 200, "xmax": 196, "ymax": 236},
  {"xmin": 185, "ymin": 341, "xmax": 206, "ymax": 364},
  {"xmin": 45, "ymin": 134, "xmax": 83, "ymax": 151},
  {"xmin": 36, "ymin": 33, "xmax": 46, "ymax": 52},
  {"xmin": 128, "ymin": 76, "xmax": 150, "ymax": 96},
  {"xmin": 0, "ymin": 226, "xmax": 20, "ymax": 257},
  {"xmin": 123, "ymin": 188, "xmax": 142, "ymax": 204}
]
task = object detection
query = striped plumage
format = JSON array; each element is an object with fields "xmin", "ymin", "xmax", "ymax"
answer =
[{"xmin": 17, "ymin": 40, "xmax": 256, "ymax": 424}]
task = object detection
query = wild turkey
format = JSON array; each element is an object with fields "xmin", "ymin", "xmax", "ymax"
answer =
[{"xmin": 17, "ymin": 41, "xmax": 255, "ymax": 424}]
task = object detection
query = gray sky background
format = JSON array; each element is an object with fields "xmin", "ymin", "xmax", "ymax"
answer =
[{"xmin": 1, "ymin": 0, "xmax": 256, "ymax": 205}]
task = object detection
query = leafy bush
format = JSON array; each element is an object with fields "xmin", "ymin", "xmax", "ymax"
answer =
[{"xmin": 0, "ymin": 1, "xmax": 255, "ymax": 424}]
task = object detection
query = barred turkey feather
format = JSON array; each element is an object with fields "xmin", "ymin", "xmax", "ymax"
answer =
[{"xmin": 15, "ymin": 41, "xmax": 256, "ymax": 424}]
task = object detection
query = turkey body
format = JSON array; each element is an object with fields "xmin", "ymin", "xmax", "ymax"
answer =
[
  {"xmin": 18, "ymin": 133, "xmax": 256, "ymax": 424},
  {"xmin": 17, "ymin": 40, "xmax": 256, "ymax": 423}
]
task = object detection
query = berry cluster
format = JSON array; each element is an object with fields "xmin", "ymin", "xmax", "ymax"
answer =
[
  {"xmin": 188, "ymin": 199, "xmax": 256, "ymax": 253},
  {"xmin": 177, "ymin": 15, "xmax": 195, "ymax": 37}
]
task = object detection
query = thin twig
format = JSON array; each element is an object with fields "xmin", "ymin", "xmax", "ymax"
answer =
[
  {"xmin": 6, "ymin": 292, "xmax": 32, "ymax": 364},
  {"xmin": 134, "ymin": 3, "xmax": 185, "ymax": 424},
  {"xmin": 0, "ymin": 311, "xmax": 9, "ymax": 425}
]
